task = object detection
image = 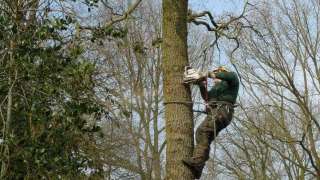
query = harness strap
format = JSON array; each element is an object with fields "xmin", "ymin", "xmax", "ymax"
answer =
[{"xmin": 204, "ymin": 77, "xmax": 209, "ymax": 112}]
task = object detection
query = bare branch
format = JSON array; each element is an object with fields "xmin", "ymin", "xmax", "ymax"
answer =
[
  {"xmin": 80, "ymin": 0, "xmax": 142, "ymax": 30},
  {"xmin": 105, "ymin": 0, "xmax": 142, "ymax": 28},
  {"xmin": 188, "ymin": 10, "xmax": 218, "ymax": 28}
]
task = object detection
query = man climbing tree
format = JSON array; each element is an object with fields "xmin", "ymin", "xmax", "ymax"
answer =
[
  {"xmin": 182, "ymin": 66, "xmax": 240, "ymax": 179},
  {"xmin": 162, "ymin": 0, "xmax": 249, "ymax": 179}
]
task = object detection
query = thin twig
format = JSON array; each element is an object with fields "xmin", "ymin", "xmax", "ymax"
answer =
[{"xmin": 80, "ymin": 0, "xmax": 142, "ymax": 30}]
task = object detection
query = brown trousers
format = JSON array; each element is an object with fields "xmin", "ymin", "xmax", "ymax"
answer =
[{"xmin": 193, "ymin": 104, "xmax": 234, "ymax": 164}]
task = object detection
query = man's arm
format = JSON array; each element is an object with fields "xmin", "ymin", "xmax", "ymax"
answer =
[
  {"xmin": 208, "ymin": 71, "xmax": 237, "ymax": 84},
  {"xmin": 197, "ymin": 80, "xmax": 208, "ymax": 101}
]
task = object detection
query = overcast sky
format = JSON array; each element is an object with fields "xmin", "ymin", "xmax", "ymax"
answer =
[{"xmin": 189, "ymin": 0, "xmax": 245, "ymax": 14}]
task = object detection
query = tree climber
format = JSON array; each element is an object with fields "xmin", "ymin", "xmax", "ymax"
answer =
[{"xmin": 182, "ymin": 66, "xmax": 240, "ymax": 179}]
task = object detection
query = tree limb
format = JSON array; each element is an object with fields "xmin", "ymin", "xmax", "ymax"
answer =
[
  {"xmin": 105, "ymin": 0, "xmax": 142, "ymax": 28},
  {"xmin": 80, "ymin": 0, "xmax": 142, "ymax": 30}
]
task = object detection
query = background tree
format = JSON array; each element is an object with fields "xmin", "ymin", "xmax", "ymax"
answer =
[
  {"xmin": 87, "ymin": 1, "xmax": 166, "ymax": 179},
  {"xmin": 0, "ymin": 0, "xmax": 105, "ymax": 178},
  {"xmin": 0, "ymin": 0, "xmax": 142, "ymax": 179}
]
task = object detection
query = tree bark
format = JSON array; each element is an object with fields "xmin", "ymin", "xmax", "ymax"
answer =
[{"xmin": 162, "ymin": 1, "xmax": 194, "ymax": 179}]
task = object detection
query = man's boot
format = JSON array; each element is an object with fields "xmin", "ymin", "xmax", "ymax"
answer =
[
  {"xmin": 182, "ymin": 144, "xmax": 209, "ymax": 179},
  {"xmin": 182, "ymin": 156, "xmax": 205, "ymax": 167},
  {"xmin": 182, "ymin": 157, "xmax": 204, "ymax": 179}
]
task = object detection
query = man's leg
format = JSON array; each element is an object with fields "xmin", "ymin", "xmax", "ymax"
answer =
[
  {"xmin": 182, "ymin": 116, "xmax": 212, "ymax": 179},
  {"xmin": 183, "ymin": 105, "xmax": 234, "ymax": 178},
  {"xmin": 189, "ymin": 107, "xmax": 230, "ymax": 164}
]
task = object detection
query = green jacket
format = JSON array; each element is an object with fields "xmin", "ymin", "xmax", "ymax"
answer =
[{"xmin": 199, "ymin": 71, "xmax": 239, "ymax": 104}]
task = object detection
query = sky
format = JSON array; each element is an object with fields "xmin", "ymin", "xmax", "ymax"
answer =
[
  {"xmin": 188, "ymin": 0, "xmax": 248, "ymax": 100},
  {"xmin": 189, "ymin": 0, "xmax": 246, "ymax": 14},
  {"xmin": 188, "ymin": 0, "xmax": 247, "ymax": 69}
]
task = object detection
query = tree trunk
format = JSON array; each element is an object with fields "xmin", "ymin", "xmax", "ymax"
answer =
[{"xmin": 162, "ymin": 1, "xmax": 194, "ymax": 179}]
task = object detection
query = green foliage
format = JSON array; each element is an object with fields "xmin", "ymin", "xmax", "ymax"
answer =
[
  {"xmin": 0, "ymin": 12, "xmax": 104, "ymax": 179},
  {"xmin": 91, "ymin": 26, "xmax": 128, "ymax": 42}
]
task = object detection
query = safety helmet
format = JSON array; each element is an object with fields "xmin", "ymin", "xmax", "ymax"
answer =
[{"xmin": 214, "ymin": 66, "xmax": 229, "ymax": 72}]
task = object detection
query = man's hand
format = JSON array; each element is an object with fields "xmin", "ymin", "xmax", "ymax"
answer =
[{"xmin": 208, "ymin": 71, "xmax": 216, "ymax": 79}]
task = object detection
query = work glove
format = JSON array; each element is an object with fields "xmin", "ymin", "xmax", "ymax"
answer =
[{"xmin": 183, "ymin": 68, "xmax": 207, "ymax": 84}]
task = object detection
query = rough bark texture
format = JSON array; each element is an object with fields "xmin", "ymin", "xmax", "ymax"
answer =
[{"xmin": 162, "ymin": 1, "xmax": 194, "ymax": 179}]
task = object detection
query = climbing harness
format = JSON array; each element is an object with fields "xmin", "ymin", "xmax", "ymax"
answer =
[{"xmin": 163, "ymin": 100, "xmax": 237, "ymax": 115}]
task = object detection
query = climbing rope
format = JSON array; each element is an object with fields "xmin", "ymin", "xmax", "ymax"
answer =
[
  {"xmin": 204, "ymin": 76, "xmax": 209, "ymax": 112},
  {"xmin": 163, "ymin": 100, "xmax": 237, "ymax": 114}
]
